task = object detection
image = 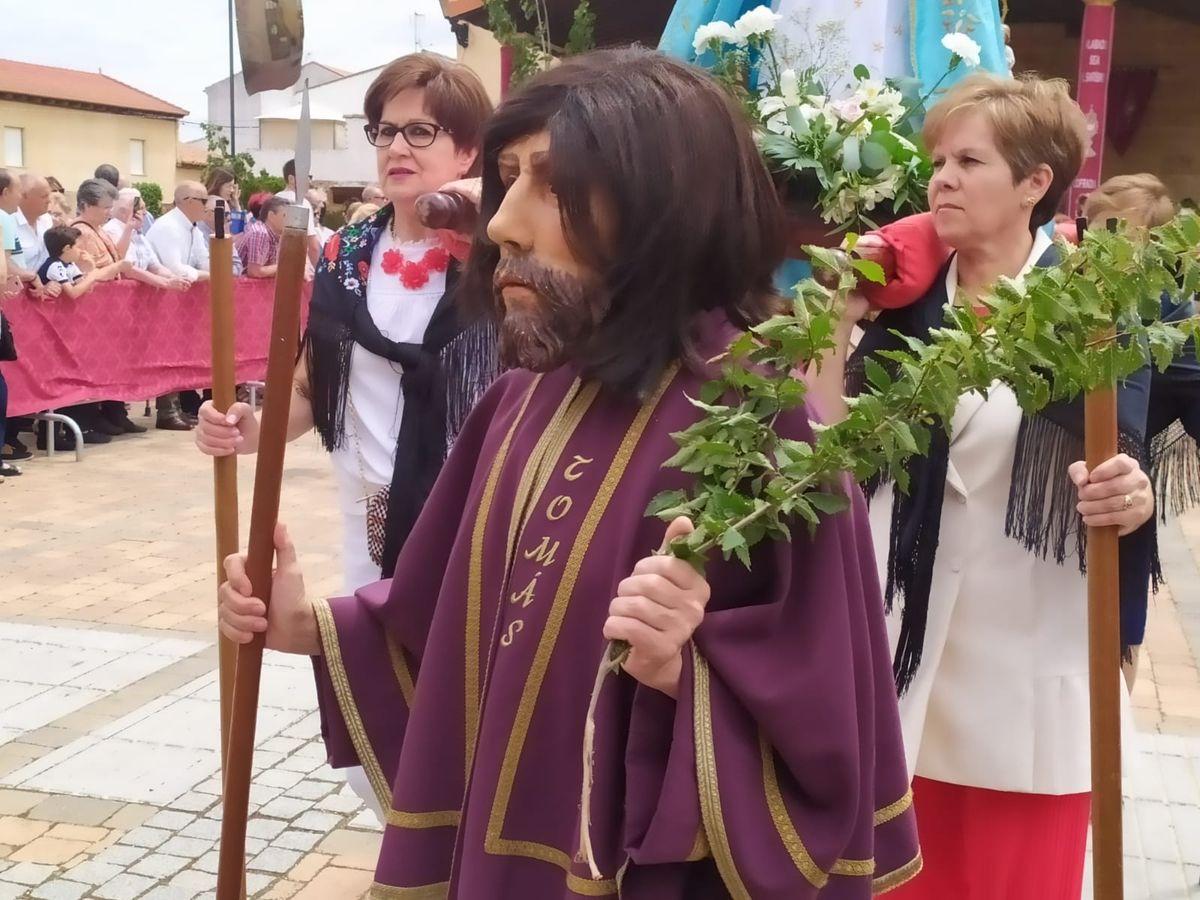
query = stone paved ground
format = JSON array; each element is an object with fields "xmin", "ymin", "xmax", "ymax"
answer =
[
  {"xmin": 1, "ymin": 411, "xmax": 1200, "ymax": 898},
  {"xmin": 0, "ymin": 414, "xmax": 378, "ymax": 899}
]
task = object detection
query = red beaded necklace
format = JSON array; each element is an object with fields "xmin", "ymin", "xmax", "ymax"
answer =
[{"xmin": 380, "ymin": 244, "xmax": 450, "ymax": 290}]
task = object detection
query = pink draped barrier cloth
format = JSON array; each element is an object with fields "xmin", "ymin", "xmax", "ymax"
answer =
[{"xmin": 1, "ymin": 277, "xmax": 312, "ymax": 417}]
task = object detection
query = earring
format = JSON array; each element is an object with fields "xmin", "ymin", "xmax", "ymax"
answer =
[{"xmin": 1025, "ymin": 197, "xmax": 1038, "ymax": 207}]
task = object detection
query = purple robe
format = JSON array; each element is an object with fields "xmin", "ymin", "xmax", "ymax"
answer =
[{"xmin": 312, "ymin": 317, "xmax": 921, "ymax": 898}]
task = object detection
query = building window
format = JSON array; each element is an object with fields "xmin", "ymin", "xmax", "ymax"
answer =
[
  {"xmin": 3, "ymin": 127, "xmax": 23, "ymax": 167},
  {"xmin": 129, "ymin": 139, "xmax": 146, "ymax": 176}
]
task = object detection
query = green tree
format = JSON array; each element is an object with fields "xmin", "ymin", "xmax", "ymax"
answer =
[
  {"xmin": 484, "ymin": 0, "xmax": 595, "ymax": 88},
  {"xmin": 200, "ymin": 123, "xmax": 282, "ymax": 204}
]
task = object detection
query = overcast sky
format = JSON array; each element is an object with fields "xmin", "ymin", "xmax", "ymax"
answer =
[{"xmin": 7, "ymin": 0, "xmax": 458, "ymax": 140}]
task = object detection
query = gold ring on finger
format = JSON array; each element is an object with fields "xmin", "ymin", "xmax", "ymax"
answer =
[{"xmin": 1123, "ymin": 494, "xmax": 1134, "ymax": 510}]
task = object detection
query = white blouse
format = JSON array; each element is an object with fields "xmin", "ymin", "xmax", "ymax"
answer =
[
  {"xmin": 328, "ymin": 232, "xmax": 447, "ymax": 517},
  {"xmin": 868, "ymin": 230, "xmax": 1128, "ymax": 796}
]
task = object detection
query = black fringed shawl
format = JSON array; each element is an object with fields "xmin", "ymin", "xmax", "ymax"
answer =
[
  {"xmin": 304, "ymin": 205, "xmax": 501, "ymax": 578},
  {"xmin": 848, "ymin": 246, "xmax": 1152, "ymax": 694}
]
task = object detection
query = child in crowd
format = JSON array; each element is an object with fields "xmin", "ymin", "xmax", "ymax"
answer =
[{"xmin": 37, "ymin": 226, "xmax": 127, "ymax": 299}]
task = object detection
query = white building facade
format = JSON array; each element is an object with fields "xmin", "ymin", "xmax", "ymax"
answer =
[{"xmin": 204, "ymin": 61, "xmax": 385, "ymax": 188}]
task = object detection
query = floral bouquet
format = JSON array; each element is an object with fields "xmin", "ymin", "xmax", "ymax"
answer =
[{"xmin": 694, "ymin": 7, "xmax": 983, "ymax": 232}]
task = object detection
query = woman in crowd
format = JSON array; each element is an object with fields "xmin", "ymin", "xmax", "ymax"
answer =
[
  {"xmin": 307, "ymin": 187, "xmax": 335, "ymax": 246},
  {"xmin": 811, "ymin": 73, "xmax": 1155, "ymax": 898},
  {"xmin": 1083, "ymin": 174, "xmax": 1200, "ymax": 689},
  {"xmin": 205, "ymin": 167, "xmax": 241, "ymax": 213},
  {"xmin": 54, "ymin": 179, "xmax": 144, "ymax": 442},
  {"xmin": 47, "ymin": 191, "xmax": 71, "ymax": 227},
  {"xmin": 195, "ymin": 50, "xmax": 499, "ymax": 821},
  {"xmin": 195, "ymin": 52, "xmax": 499, "ymax": 592},
  {"xmin": 246, "ymin": 191, "xmax": 272, "ymax": 222}
]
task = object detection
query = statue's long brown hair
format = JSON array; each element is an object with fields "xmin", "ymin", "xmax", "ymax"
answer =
[{"xmin": 461, "ymin": 47, "xmax": 786, "ymax": 396}]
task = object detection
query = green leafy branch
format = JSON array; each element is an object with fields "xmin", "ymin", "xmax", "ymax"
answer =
[
  {"xmin": 484, "ymin": 0, "xmax": 595, "ymax": 88},
  {"xmin": 608, "ymin": 214, "xmax": 1200, "ymax": 665}
]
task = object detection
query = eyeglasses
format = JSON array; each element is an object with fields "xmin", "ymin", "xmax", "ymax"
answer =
[
  {"xmin": 364, "ymin": 121, "xmax": 451, "ymax": 149},
  {"xmin": 181, "ymin": 195, "xmax": 207, "ymax": 204}
]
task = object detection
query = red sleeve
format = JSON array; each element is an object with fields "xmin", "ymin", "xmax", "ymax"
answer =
[{"xmin": 859, "ymin": 212, "xmax": 950, "ymax": 310}]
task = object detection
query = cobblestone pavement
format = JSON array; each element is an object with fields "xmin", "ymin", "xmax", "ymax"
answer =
[
  {"xmin": 0, "ymin": 416, "xmax": 376, "ymax": 899},
  {"xmin": 2, "ymin": 412, "xmax": 1200, "ymax": 898}
]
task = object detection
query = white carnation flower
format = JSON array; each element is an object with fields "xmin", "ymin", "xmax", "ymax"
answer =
[
  {"xmin": 941, "ymin": 32, "xmax": 982, "ymax": 67},
  {"xmin": 733, "ymin": 6, "xmax": 781, "ymax": 42},
  {"xmin": 693, "ymin": 21, "xmax": 742, "ymax": 54},
  {"xmin": 857, "ymin": 80, "xmax": 906, "ymax": 120}
]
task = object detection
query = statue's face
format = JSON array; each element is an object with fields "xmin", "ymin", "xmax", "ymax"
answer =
[{"xmin": 486, "ymin": 129, "xmax": 608, "ymax": 372}]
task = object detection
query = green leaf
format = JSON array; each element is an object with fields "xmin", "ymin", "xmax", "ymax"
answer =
[
  {"xmin": 860, "ymin": 137, "xmax": 892, "ymax": 173},
  {"xmin": 853, "ymin": 64, "xmax": 871, "ymax": 81},
  {"xmin": 807, "ymin": 492, "xmax": 850, "ymax": 515},
  {"xmin": 785, "ymin": 106, "xmax": 811, "ymax": 139},
  {"xmin": 720, "ymin": 528, "xmax": 747, "ymax": 554},
  {"xmin": 645, "ymin": 490, "xmax": 688, "ymax": 517},
  {"xmin": 851, "ymin": 258, "xmax": 887, "ymax": 285}
]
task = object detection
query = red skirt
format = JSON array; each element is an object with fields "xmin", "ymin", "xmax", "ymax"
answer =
[{"xmin": 886, "ymin": 776, "xmax": 1090, "ymax": 900}]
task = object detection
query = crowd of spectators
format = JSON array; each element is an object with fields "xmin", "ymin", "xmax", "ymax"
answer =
[{"xmin": 0, "ymin": 158, "xmax": 361, "ymax": 483}]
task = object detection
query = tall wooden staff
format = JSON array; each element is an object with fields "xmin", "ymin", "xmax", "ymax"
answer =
[
  {"xmin": 216, "ymin": 202, "xmax": 309, "ymax": 900},
  {"xmin": 1080, "ymin": 216, "xmax": 1124, "ymax": 899},
  {"xmin": 208, "ymin": 201, "xmax": 244, "ymax": 898}
]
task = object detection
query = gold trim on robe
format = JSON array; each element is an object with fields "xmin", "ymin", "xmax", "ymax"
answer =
[
  {"xmin": 874, "ymin": 788, "xmax": 914, "ymax": 827},
  {"xmin": 385, "ymin": 634, "xmax": 416, "ymax": 709},
  {"xmin": 370, "ymin": 881, "xmax": 450, "ymax": 899},
  {"xmin": 873, "ymin": 851, "xmax": 924, "ymax": 894},
  {"xmin": 314, "ymin": 376, "xmax": 543, "ymax": 818},
  {"xmin": 313, "ymin": 595, "xmax": 392, "ymax": 811},
  {"xmin": 693, "ymin": 648, "xmax": 752, "ymax": 900},
  {"xmin": 464, "ymin": 376, "xmax": 543, "ymax": 776},
  {"xmin": 484, "ymin": 365, "xmax": 679, "ymax": 897},
  {"xmin": 386, "ymin": 808, "xmax": 462, "ymax": 829}
]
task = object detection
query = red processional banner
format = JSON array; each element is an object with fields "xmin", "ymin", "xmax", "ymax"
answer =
[{"xmin": 1067, "ymin": 2, "xmax": 1117, "ymax": 218}]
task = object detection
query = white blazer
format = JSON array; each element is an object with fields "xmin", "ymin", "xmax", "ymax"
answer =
[{"xmin": 868, "ymin": 231, "xmax": 1125, "ymax": 796}]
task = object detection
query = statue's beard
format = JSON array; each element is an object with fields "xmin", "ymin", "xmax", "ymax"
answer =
[{"xmin": 493, "ymin": 256, "xmax": 606, "ymax": 372}]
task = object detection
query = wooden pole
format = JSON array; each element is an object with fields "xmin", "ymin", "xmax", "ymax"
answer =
[
  {"xmin": 1081, "ymin": 216, "xmax": 1124, "ymax": 899},
  {"xmin": 208, "ymin": 201, "xmax": 244, "ymax": 898},
  {"xmin": 216, "ymin": 205, "xmax": 308, "ymax": 900}
]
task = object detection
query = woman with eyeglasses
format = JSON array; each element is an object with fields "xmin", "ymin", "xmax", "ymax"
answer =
[
  {"xmin": 194, "ymin": 52, "xmax": 498, "ymax": 820},
  {"xmin": 195, "ymin": 52, "xmax": 497, "ymax": 592}
]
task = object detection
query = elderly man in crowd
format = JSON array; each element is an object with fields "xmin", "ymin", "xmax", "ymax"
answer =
[
  {"xmin": 5, "ymin": 173, "xmax": 58, "ymax": 459},
  {"xmin": 275, "ymin": 159, "xmax": 320, "ymax": 264},
  {"xmin": 14, "ymin": 174, "xmax": 54, "ymax": 279},
  {"xmin": 0, "ymin": 172, "xmax": 51, "ymax": 300},
  {"xmin": 361, "ymin": 183, "xmax": 385, "ymax": 205},
  {"xmin": 306, "ymin": 187, "xmax": 333, "ymax": 246},
  {"xmin": 196, "ymin": 196, "xmax": 241, "ymax": 276},
  {"xmin": 147, "ymin": 183, "xmax": 210, "ymax": 284},
  {"xmin": 146, "ymin": 182, "xmax": 214, "ymax": 432},
  {"xmin": 103, "ymin": 189, "xmax": 189, "ymax": 291},
  {"xmin": 237, "ymin": 195, "xmax": 287, "ymax": 278},
  {"xmin": 94, "ymin": 164, "xmax": 119, "ymax": 189}
]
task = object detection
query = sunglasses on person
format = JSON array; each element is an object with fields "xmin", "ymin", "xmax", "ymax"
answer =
[{"xmin": 363, "ymin": 121, "xmax": 451, "ymax": 150}]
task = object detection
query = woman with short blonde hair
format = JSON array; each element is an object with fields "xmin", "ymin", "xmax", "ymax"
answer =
[
  {"xmin": 817, "ymin": 72, "xmax": 1156, "ymax": 898},
  {"xmin": 1084, "ymin": 172, "xmax": 1176, "ymax": 229},
  {"xmin": 1086, "ymin": 175, "xmax": 1200, "ymax": 694}
]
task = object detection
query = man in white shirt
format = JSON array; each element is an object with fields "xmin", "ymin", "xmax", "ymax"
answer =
[
  {"xmin": 145, "ymin": 183, "xmax": 210, "ymax": 283},
  {"xmin": 14, "ymin": 174, "xmax": 53, "ymax": 276},
  {"xmin": 275, "ymin": 158, "xmax": 321, "ymax": 264},
  {"xmin": 103, "ymin": 189, "xmax": 189, "ymax": 290}
]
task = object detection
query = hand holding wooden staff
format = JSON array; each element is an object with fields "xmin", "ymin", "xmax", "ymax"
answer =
[{"xmin": 216, "ymin": 204, "xmax": 310, "ymax": 900}]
